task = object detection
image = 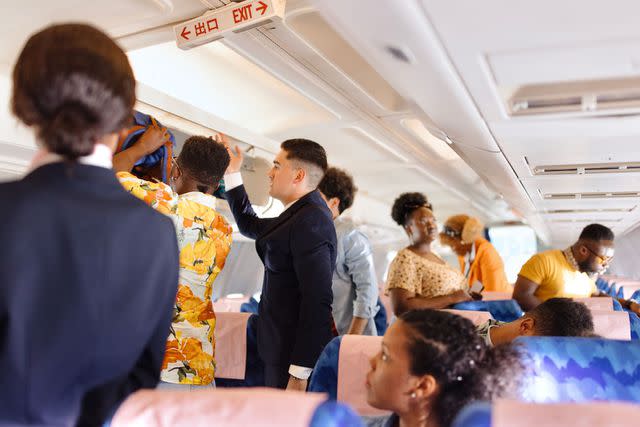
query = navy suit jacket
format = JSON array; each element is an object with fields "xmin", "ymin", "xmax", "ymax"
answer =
[
  {"xmin": 225, "ymin": 185, "xmax": 337, "ymax": 368},
  {"xmin": 0, "ymin": 163, "xmax": 179, "ymax": 427}
]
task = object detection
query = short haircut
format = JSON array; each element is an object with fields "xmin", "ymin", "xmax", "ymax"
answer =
[
  {"xmin": 579, "ymin": 223, "xmax": 614, "ymax": 242},
  {"xmin": 391, "ymin": 192, "xmax": 433, "ymax": 226},
  {"xmin": 317, "ymin": 167, "xmax": 357, "ymax": 214},
  {"xmin": 178, "ymin": 136, "xmax": 230, "ymax": 193},
  {"xmin": 12, "ymin": 24, "xmax": 135, "ymax": 159},
  {"xmin": 528, "ymin": 298, "xmax": 594, "ymax": 337},
  {"xmin": 281, "ymin": 139, "xmax": 328, "ymax": 188}
]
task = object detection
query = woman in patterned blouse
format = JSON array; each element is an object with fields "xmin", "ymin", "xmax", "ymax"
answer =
[{"xmin": 385, "ymin": 193, "xmax": 474, "ymax": 316}]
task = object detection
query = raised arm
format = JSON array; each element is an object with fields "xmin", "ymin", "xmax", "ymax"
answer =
[
  {"xmin": 222, "ymin": 145, "xmax": 270, "ymax": 239},
  {"xmin": 112, "ymin": 124, "xmax": 170, "ymax": 173}
]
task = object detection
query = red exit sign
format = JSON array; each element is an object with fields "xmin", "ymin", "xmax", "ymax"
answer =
[{"xmin": 174, "ymin": 0, "xmax": 285, "ymax": 50}]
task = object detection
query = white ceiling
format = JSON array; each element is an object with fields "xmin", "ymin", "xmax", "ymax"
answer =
[
  {"xmin": 0, "ymin": 0, "xmax": 539, "ymax": 248},
  {"xmin": 310, "ymin": 0, "xmax": 640, "ymax": 247}
]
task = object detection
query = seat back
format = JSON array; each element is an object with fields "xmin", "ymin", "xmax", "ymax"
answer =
[
  {"xmin": 481, "ymin": 291, "xmax": 513, "ymax": 301},
  {"xmin": 517, "ymin": 337, "xmax": 640, "ymax": 403},
  {"xmin": 453, "ymin": 399, "xmax": 640, "ymax": 427},
  {"xmin": 452, "ymin": 300, "xmax": 523, "ymax": 322},
  {"xmin": 442, "ymin": 309, "xmax": 494, "ymax": 325},
  {"xmin": 213, "ymin": 295, "xmax": 251, "ymax": 313},
  {"xmin": 337, "ymin": 335, "xmax": 387, "ymax": 417},
  {"xmin": 111, "ymin": 388, "xmax": 362, "ymax": 427},
  {"xmin": 215, "ymin": 312, "xmax": 251, "ymax": 380},
  {"xmin": 590, "ymin": 310, "xmax": 631, "ymax": 340},
  {"xmin": 573, "ymin": 297, "xmax": 615, "ymax": 311}
]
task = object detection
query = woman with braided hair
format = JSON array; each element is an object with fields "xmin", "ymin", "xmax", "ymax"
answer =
[{"xmin": 364, "ymin": 309, "xmax": 524, "ymax": 427}]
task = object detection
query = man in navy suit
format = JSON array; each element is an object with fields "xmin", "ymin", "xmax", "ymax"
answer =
[{"xmin": 224, "ymin": 138, "xmax": 336, "ymax": 390}]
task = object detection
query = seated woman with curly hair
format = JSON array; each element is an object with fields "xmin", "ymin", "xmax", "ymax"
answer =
[
  {"xmin": 386, "ymin": 193, "xmax": 474, "ymax": 316},
  {"xmin": 365, "ymin": 309, "xmax": 524, "ymax": 427}
]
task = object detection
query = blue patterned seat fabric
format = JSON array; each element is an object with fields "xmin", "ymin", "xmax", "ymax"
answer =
[
  {"xmin": 517, "ymin": 336, "xmax": 640, "ymax": 403},
  {"xmin": 308, "ymin": 336, "xmax": 343, "ymax": 400},
  {"xmin": 628, "ymin": 312, "xmax": 640, "ymax": 340},
  {"xmin": 452, "ymin": 402, "xmax": 492, "ymax": 427},
  {"xmin": 309, "ymin": 401, "xmax": 363, "ymax": 427},
  {"xmin": 451, "ymin": 300, "xmax": 524, "ymax": 322}
]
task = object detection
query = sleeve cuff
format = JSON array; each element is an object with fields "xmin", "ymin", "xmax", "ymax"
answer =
[
  {"xmin": 353, "ymin": 301, "xmax": 376, "ymax": 319},
  {"xmin": 223, "ymin": 172, "xmax": 243, "ymax": 190},
  {"xmin": 288, "ymin": 365, "xmax": 313, "ymax": 380}
]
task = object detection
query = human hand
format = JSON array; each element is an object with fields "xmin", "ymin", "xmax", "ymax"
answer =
[
  {"xmin": 286, "ymin": 376, "xmax": 308, "ymax": 392},
  {"xmin": 224, "ymin": 143, "xmax": 244, "ymax": 174},
  {"xmin": 451, "ymin": 289, "xmax": 473, "ymax": 304},
  {"xmin": 470, "ymin": 291, "xmax": 483, "ymax": 301},
  {"xmin": 137, "ymin": 124, "xmax": 170, "ymax": 155}
]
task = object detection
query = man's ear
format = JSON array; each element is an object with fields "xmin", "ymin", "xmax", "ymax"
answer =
[
  {"xmin": 329, "ymin": 197, "xmax": 341, "ymax": 212},
  {"xmin": 293, "ymin": 167, "xmax": 306, "ymax": 184},
  {"xmin": 519, "ymin": 316, "xmax": 536, "ymax": 336}
]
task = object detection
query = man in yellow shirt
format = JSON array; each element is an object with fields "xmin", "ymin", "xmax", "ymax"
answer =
[{"xmin": 513, "ymin": 224, "xmax": 639, "ymax": 315}]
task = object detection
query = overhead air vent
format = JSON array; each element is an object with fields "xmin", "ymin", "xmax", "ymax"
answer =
[
  {"xmin": 543, "ymin": 207, "xmax": 636, "ymax": 214},
  {"xmin": 509, "ymin": 77, "xmax": 640, "ymax": 116},
  {"xmin": 532, "ymin": 161, "xmax": 640, "ymax": 176},
  {"xmin": 548, "ymin": 218, "xmax": 623, "ymax": 224},
  {"xmin": 542, "ymin": 191, "xmax": 640, "ymax": 200}
]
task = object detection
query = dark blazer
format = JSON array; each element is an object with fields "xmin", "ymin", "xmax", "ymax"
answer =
[
  {"xmin": 225, "ymin": 185, "xmax": 337, "ymax": 368},
  {"xmin": 0, "ymin": 163, "xmax": 179, "ymax": 427}
]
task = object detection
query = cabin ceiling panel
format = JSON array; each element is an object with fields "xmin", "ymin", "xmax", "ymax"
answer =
[{"xmin": 0, "ymin": 0, "xmax": 209, "ymax": 68}]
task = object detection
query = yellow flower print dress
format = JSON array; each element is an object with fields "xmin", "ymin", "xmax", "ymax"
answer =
[{"xmin": 118, "ymin": 172, "xmax": 232, "ymax": 385}]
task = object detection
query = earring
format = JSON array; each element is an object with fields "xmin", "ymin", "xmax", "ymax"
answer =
[{"xmin": 410, "ymin": 392, "xmax": 416, "ymax": 399}]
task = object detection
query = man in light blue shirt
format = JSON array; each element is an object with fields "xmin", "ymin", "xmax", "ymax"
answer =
[{"xmin": 318, "ymin": 167, "xmax": 379, "ymax": 335}]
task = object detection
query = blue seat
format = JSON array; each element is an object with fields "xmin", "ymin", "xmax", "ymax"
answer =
[
  {"xmin": 632, "ymin": 290, "xmax": 640, "ymax": 302},
  {"xmin": 374, "ymin": 297, "xmax": 388, "ymax": 336},
  {"xmin": 629, "ymin": 312, "xmax": 640, "ymax": 340},
  {"xmin": 452, "ymin": 402, "xmax": 492, "ymax": 427},
  {"xmin": 240, "ymin": 296, "xmax": 259, "ymax": 314},
  {"xmin": 309, "ymin": 336, "xmax": 343, "ymax": 400},
  {"xmin": 451, "ymin": 300, "xmax": 524, "ymax": 322},
  {"xmin": 309, "ymin": 401, "xmax": 363, "ymax": 427},
  {"xmin": 613, "ymin": 299, "xmax": 624, "ymax": 311},
  {"xmin": 609, "ymin": 283, "xmax": 619, "ymax": 297},
  {"xmin": 517, "ymin": 336, "xmax": 640, "ymax": 403}
]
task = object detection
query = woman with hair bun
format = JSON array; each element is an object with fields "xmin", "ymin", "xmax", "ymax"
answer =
[
  {"xmin": 0, "ymin": 24, "xmax": 179, "ymax": 426},
  {"xmin": 385, "ymin": 193, "xmax": 474, "ymax": 316},
  {"xmin": 364, "ymin": 309, "xmax": 524, "ymax": 427}
]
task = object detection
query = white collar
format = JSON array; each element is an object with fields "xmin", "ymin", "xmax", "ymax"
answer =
[{"xmin": 29, "ymin": 144, "xmax": 113, "ymax": 172}]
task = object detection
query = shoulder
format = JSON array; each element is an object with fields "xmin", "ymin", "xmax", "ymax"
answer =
[{"xmin": 292, "ymin": 199, "xmax": 335, "ymax": 230}]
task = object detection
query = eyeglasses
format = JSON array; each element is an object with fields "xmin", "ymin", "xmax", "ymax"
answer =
[
  {"xmin": 583, "ymin": 245, "xmax": 614, "ymax": 265},
  {"xmin": 171, "ymin": 157, "xmax": 182, "ymax": 177},
  {"xmin": 442, "ymin": 225, "xmax": 461, "ymax": 239}
]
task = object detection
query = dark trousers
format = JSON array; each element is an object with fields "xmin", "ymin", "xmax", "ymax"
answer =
[{"xmin": 264, "ymin": 364, "xmax": 289, "ymax": 389}]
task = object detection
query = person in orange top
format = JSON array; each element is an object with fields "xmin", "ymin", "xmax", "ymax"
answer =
[{"xmin": 440, "ymin": 214, "xmax": 512, "ymax": 293}]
